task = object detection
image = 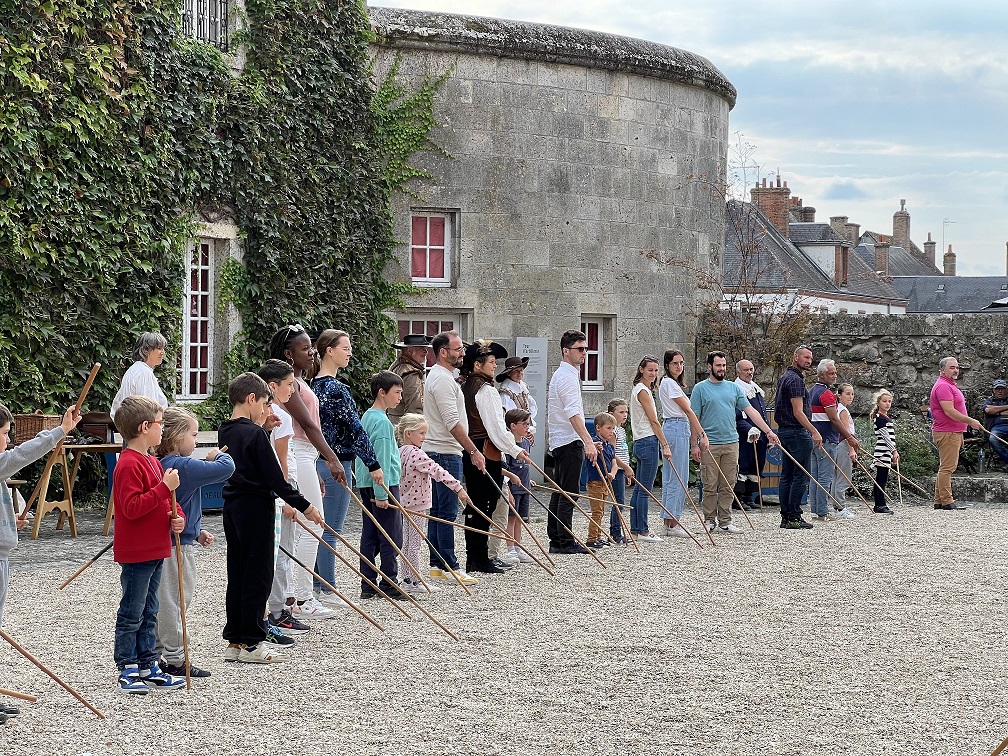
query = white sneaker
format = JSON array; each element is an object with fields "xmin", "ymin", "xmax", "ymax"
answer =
[
  {"xmin": 719, "ymin": 523, "xmax": 744, "ymax": 534},
  {"xmin": 402, "ymin": 580, "xmax": 428, "ymax": 595},
  {"xmin": 667, "ymin": 525, "xmax": 690, "ymax": 538},
  {"xmin": 515, "ymin": 548, "xmax": 535, "ymax": 563},
  {"xmin": 500, "ymin": 549, "xmax": 521, "ymax": 565},
  {"xmin": 453, "ymin": 569, "xmax": 479, "ymax": 585},
  {"xmin": 836, "ymin": 507, "xmax": 857, "ymax": 520},
  {"xmin": 292, "ymin": 597, "xmax": 338, "ymax": 619},
  {"xmin": 316, "ymin": 591, "xmax": 350, "ymax": 609},
  {"xmin": 237, "ymin": 644, "xmax": 286, "ymax": 664},
  {"xmin": 696, "ymin": 522, "xmax": 716, "ymax": 534},
  {"xmin": 636, "ymin": 532, "xmax": 663, "ymax": 543}
]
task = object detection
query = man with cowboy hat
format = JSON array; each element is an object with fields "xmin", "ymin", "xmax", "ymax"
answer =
[{"xmin": 387, "ymin": 333, "xmax": 432, "ymax": 425}]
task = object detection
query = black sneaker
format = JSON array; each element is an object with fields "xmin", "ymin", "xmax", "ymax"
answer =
[
  {"xmin": 490, "ymin": 557, "xmax": 515, "ymax": 571},
  {"xmin": 0, "ymin": 704, "xmax": 18, "ymax": 716},
  {"xmin": 264, "ymin": 625, "xmax": 295, "ymax": 647},
  {"xmin": 269, "ymin": 609, "xmax": 310, "ymax": 636},
  {"xmin": 377, "ymin": 582, "xmax": 410, "ymax": 600},
  {"xmin": 780, "ymin": 518, "xmax": 813, "ymax": 529},
  {"xmin": 874, "ymin": 505, "xmax": 894, "ymax": 514},
  {"xmin": 586, "ymin": 539, "xmax": 606, "ymax": 549},
  {"xmin": 161, "ymin": 661, "xmax": 211, "ymax": 678},
  {"xmin": 469, "ymin": 561, "xmax": 507, "ymax": 574},
  {"xmin": 360, "ymin": 586, "xmax": 378, "ymax": 599}
]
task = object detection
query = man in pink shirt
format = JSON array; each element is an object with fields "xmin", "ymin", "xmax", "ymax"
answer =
[{"xmin": 929, "ymin": 356, "xmax": 982, "ymax": 509}]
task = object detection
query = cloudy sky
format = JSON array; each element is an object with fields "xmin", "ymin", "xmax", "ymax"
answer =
[{"xmin": 372, "ymin": 0, "xmax": 1008, "ymax": 275}]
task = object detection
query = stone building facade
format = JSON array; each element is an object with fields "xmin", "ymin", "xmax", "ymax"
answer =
[{"xmin": 369, "ymin": 8, "xmax": 736, "ymax": 411}]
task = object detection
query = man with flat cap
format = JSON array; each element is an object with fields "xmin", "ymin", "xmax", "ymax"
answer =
[
  {"xmin": 388, "ymin": 333, "xmax": 431, "ymax": 425},
  {"xmin": 982, "ymin": 378, "xmax": 1008, "ymax": 468}
]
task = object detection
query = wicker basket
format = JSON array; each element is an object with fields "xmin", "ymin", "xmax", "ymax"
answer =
[{"xmin": 13, "ymin": 411, "xmax": 61, "ymax": 444}]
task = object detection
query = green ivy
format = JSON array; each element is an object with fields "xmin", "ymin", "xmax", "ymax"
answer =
[{"xmin": 0, "ymin": 0, "xmax": 445, "ymax": 422}]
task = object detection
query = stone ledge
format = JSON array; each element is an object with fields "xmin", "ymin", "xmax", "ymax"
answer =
[
  {"xmin": 923, "ymin": 473, "xmax": 1008, "ymax": 504},
  {"xmin": 369, "ymin": 7, "xmax": 737, "ymax": 108}
]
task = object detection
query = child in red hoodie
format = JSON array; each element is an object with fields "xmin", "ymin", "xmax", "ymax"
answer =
[{"xmin": 112, "ymin": 395, "xmax": 185, "ymax": 695}]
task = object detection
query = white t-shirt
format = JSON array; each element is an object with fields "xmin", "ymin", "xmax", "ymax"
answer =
[
  {"xmin": 270, "ymin": 403, "xmax": 297, "ymax": 484},
  {"xmin": 659, "ymin": 377, "xmax": 687, "ymax": 419},
  {"xmin": 630, "ymin": 383, "xmax": 656, "ymax": 439},
  {"xmin": 110, "ymin": 361, "xmax": 169, "ymax": 418}
]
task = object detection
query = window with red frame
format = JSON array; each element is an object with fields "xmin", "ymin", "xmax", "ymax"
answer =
[
  {"xmin": 410, "ymin": 213, "xmax": 451, "ymax": 286},
  {"xmin": 580, "ymin": 319, "xmax": 603, "ymax": 388}
]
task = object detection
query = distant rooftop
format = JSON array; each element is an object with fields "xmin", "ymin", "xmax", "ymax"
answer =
[{"xmin": 890, "ymin": 276, "xmax": 1008, "ymax": 313}]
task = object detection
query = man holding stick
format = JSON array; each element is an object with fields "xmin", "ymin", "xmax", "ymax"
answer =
[
  {"xmin": 774, "ymin": 345, "xmax": 820, "ymax": 529},
  {"xmin": 808, "ymin": 359, "xmax": 862, "ymax": 521},
  {"xmin": 546, "ymin": 329, "xmax": 598, "ymax": 554},
  {"xmin": 930, "ymin": 357, "xmax": 981, "ymax": 510}
]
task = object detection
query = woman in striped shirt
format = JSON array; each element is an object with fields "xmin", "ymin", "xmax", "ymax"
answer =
[{"xmin": 870, "ymin": 389, "xmax": 898, "ymax": 514}]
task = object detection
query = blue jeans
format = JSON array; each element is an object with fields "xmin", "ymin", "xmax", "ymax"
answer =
[
  {"xmin": 114, "ymin": 559, "xmax": 163, "ymax": 670},
  {"xmin": 990, "ymin": 427, "xmax": 1008, "ymax": 463},
  {"xmin": 314, "ymin": 458, "xmax": 352, "ymax": 591},
  {"xmin": 778, "ymin": 428, "xmax": 812, "ymax": 521},
  {"xmin": 609, "ymin": 470, "xmax": 626, "ymax": 541},
  {"xmin": 661, "ymin": 418, "xmax": 690, "ymax": 522},
  {"xmin": 809, "ymin": 441, "xmax": 838, "ymax": 516},
  {"xmin": 427, "ymin": 452, "xmax": 462, "ymax": 570},
  {"xmin": 630, "ymin": 435, "xmax": 659, "ymax": 534}
]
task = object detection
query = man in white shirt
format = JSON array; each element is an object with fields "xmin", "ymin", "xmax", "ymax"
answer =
[
  {"xmin": 422, "ymin": 331, "xmax": 485, "ymax": 583},
  {"xmin": 546, "ymin": 329, "xmax": 598, "ymax": 554}
]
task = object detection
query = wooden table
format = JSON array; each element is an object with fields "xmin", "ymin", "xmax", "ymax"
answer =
[{"xmin": 27, "ymin": 443, "xmax": 121, "ymax": 540}]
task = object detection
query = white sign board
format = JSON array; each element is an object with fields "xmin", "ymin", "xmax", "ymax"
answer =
[{"xmin": 515, "ymin": 337, "xmax": 550, "ymax": 482}]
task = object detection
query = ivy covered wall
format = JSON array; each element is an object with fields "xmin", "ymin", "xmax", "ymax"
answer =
[{"xmin": 0, "ymin": 0, "xmax": 441, "ymax": 417}]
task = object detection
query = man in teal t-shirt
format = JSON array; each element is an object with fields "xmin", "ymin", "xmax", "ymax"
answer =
[{"xmin": 690, "ymin": 351, "xmax": 779, "ymax": 534}]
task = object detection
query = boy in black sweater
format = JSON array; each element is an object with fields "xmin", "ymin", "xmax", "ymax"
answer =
[{"xmin": 218, "ymin": 373, "xmax": 323, "ymax": 664}]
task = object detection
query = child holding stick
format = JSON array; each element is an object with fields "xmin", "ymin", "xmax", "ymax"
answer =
[
  {"xmin": 154, "ymin": 407, "xmax": 234, "ymax": 678},
  {"xmin": 870, "ymin": 389, "xmax": 898, "ymax": 515},
  {"xmin": 501, "ymin": 408, "xmax": 535, "ymax": 563},
  {"xmin": 606, "ymin": 399, "xmax": 635, "ymax": 544},
  {"xmin": 584, "ymin": 411, "xmax": 619, "ymax": 549},
  {"xmin": 396, "ymin": 413, "xmax": 474, "ymax": 592},
  {"xmin": 111, "ymin": 396, "xmax": 186, "ymax": 694}
]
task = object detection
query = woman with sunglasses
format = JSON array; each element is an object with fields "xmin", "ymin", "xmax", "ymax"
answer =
[{"xmin": 629, "ymin": 356, "xmax": 672, "ymax": 542}]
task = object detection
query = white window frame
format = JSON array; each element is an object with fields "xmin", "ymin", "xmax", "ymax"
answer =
[
  {"xmin": 409, "ymin": 211, "xmax": 453, "ymax": 287},
  {"xmin": 180, "ymin": 238, "xmax": 215, "ymax": 400},
  {"xmin": 394, "ymin": 312, "xmax": 464, "ymax": 368},
  {"xmin": 580, "ymin": 318, "xmax": 604, "ymax": 390}
]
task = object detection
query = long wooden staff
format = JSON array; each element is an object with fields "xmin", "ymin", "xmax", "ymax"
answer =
[
  {"xmin": 591, "ymin": 459, "xmax": 640, "ymax": 554},
  {"xmin": 477, "ymin": 473, "xmax": 556, "ymax": 574},
  {"xmin": 0, "ymin": 629, "xmax": 103, "ymax": 719},
  {"xmin": 519, "ymin": 479, "xmax": 607, "ymax": 568},
  {"xmin": 751, "ymin": 441, "xmax": 765, "ymax": 512},
  {"xmin": 661, "ymin": 453, "xmax": 716, "ymax": 547},
  {"xmin": 990, "ymin": 733, "xmax": 1008, "ymax": 756},
  {"xmin": 340, "ymin": 481, "xmax": 435, "ymax": 593},
  {"xmin": 277, "ymin": 544, "xmax": 383, "ymax": 631},
  {"xmin": 406, "ymin": 507, "xmax": 521, "ymax": 544},
  {"xmin": 527, "ymin": 459, "xmax": 617, "ymax": 559},
  {"xmin": 376, "ymin": 481, "xmax": 475, "ymax": 592},
  {"xmin": 895, "ymin": 457, "xmax": 904, "ymax": 507},
  {"xmin": 891, "ymin": 468, "xmax": 930, "ymax": 497},
  {"xmin": 534, "ymin": 484, "xmax": 635, "ymax": 508},
  {"xmin": 170, "ymin": 492, "xmax": 191, "ymax": 689},
  {"xmin": 0, "ymin": 687, "xmax": 37, "ymax": 702},
  {"xmin": 704, "ymin": 447, "xmax": 755, "ymax": 531},
  {"xmin": 291, "ymin": 514, "xmax": 414, "ymax": 617},
  {"xmin": 825, "ymin": 451, "xmax": 874, "ymax": 512},
  {"xmin": 313, "ymin": 517, "xmax": 460, "ymax": 641},
  {"xmin": 19, "ymin": 362, "xmax": 101, "ymax": 523},
  {"xmin": 853, "ymin": 457, "xmax": 898, "ymax": 509},
  {"xmin": 777, "ymin": 443, "xmax": 848, "ymax": 511},
  {"xmin": 58, "ymin": 541, "xmax": 113, "ymax": 589},
  {"xmin": 635, "ymin": 484, "xmax": 705, "ymax": 550}
]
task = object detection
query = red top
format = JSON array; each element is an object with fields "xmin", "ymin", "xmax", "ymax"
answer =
[{"xmin": 112, "ymin": 448, "xmax": 181, "ymax": 563}]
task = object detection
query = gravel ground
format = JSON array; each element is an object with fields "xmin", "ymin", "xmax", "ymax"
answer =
[{"xmin": 4, "ymin": 499, "xmax": 1008, "ymax": 755}]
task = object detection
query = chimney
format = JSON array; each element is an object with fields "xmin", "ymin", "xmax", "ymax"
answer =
[
  {"xmin": 875, "ymin": 240, "xmax": 890, "ymax": 275},
  {"xmin": 844, "ymin": 222, "xmax": 861, "ymax": 246},
  {"xmin": 830, "ymin": 215, "xmax": 848, "ymax": 235},
  {"xmin": 944, "ymin": 244, "xmax": 957, "ymax": 276},
  {"xmin": 924, "ymin": 232, "xmax": 936, "ymax": 268},
  {"xmin": 750, "ymin": 175, "xmax": 791, "ymax": 238},
  {"xmin": 834, "ymin": 245, "xmax": 849, "ymax": 288},
  {"xmin": 799, "ymin": 205, "xmax": 816, "ymax": 222},
  {"xmin": 893, "ymin": 199, "xmax": 910, "ymax": 250}
]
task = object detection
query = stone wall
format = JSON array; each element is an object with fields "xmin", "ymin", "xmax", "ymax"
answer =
[
  {"xmin": 370, "ymin": 8, "xmax": 735, "ymax": 413},
  {"xmin": 807, "ymin": 313, "xmax": 1008, "ymax": 416}
]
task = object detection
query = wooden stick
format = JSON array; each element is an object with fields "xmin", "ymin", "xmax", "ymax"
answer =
[
  {"xmin": 591, "ymin": 458, "xmax": 640, "ymax": 554},
  {"xmin": 19, "ymin": 363, "xmax": 101, "ymax": 522},
  {"xmin": 503, "ymin": 489, "xmax": 556, "ymax": 567},
  {"xmin": 478, "ymin": 473, "xmax": 556, "ymax": 574},
  {"xmin": 0, "ymin": 629, "xmax": 103, "ymax": 719},
  {"xmin": 635, "ymin": 484, "xmax": 705, "ymax": 550},
  {"xmin": 704, "ymin": 447, "xmax": 755, "ymax": 531},
  {"xmin": 534, "ymin": 484, "xmax": 635, "ymax": 508},
  {"xmin": 405, "ymin": 508, "xmax": 519, "ymax": 543},
  {"xmin": 58, "ymin": 541, "xmax": 113, "ymax": 590},
  {"xmin": 517, "ymin": 477, "xmax": 607, "ymax": 568},
  {"xmin": 825, "ymin": 450, "xmax": 875, "ymax": 513},
  {"xmin": 895, "ymin": 457, "xmax": 904, "ymax": 507},
  {"xmin": 291, "ymin": 513, "xmax": 414, "ymax": 617},
  {"xmin": 376, "ymin": 481, "xmax": 475, "ymax": 593},
  {"xmin": 0, "ymin": 687, "xmax": 37, "ymax": 702},
  {"xmin": 340, "ymin": 482, "xmax": 437, "ymax": 593},
  {"xmin": 277, "ymin": 545, "xmax": 383, "ymax": 631},
  {"xmin": 990, "ymin": 733, "xmax": 1008, "ymax": 756},
  {"xmin": 853, "ymin": 457, "xmax": 898, "ymax": 509},
  {"xmin": 752, "ymin": 441, "xmax": 765, "ymax": 512},
  {"xmin": 891, "ymin": 468, "xmax": 930, "ymax": 497},
  {"xmin": 527, "ymin": 459, "xmax": 618, "ymax": 554},
  {"xmin": 778, "ymin": 443, "xmax": 848, "ymax": 511},
  {"xmin": 169, "ymin": 492, "xmax": 191, "ymax": 689},
  {"xmin": 661, "ymin": 453, "xmax": 716, "ymax": 547}
]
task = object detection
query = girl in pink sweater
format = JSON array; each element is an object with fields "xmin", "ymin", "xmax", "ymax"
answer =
[{"xmin": 395, "ymin": 414, "xmax": 473, "ymax": 593}]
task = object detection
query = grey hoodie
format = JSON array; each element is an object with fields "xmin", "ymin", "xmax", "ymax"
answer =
[{"xmin": 0, "ymin": 427, "xmax": 65, "ymax": 559}]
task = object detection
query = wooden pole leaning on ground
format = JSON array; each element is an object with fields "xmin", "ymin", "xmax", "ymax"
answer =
[
  {"xmin": 534, "ymin": 484, "xmax": 634, "ymax": 508},
  {"xmin": 662, "ymin": 453, "xmax": 716, "ymax": 547},
  {"xmin": 277, "ymin": 544, "xmax": 383, "ymax": 631},
  {"xmin": 375, "ymin": 481, "xmax": 475, "ymax": 593},
  {"xmin": 824, "ymin": 451, "xmax": 874, "ymax": 513},
  {"xmin": 291, "ymin": 514, "xmax": 414, "ymax": 618},
  {"xmin": 777, "ymin": 443, "xmax": 848, "ymax": 511},
  {"xmin": 19, "ymin": 362, "xmax": 101, "ymax": 523},
  {"xmin": 634, "ymin": 484, "xmax": 705, "ymax": 551},
  {"xmin": 169, "ymin": 492, "xmax": 191, "ymax": 689},
  {"xmin": 0, "ymin": 629, "xmax": 103, "ymax": 718},
  {"xmin": 477, "ymin": 472, "xmax": 556, "ymax": 575},
  {"xmin": 591, "ymin": 458, "xmax": 640, "ymax": 554},
  {"xmin": 852, "ymin": 457, "xmax": 898, "ymax": 509},
  {"xmin": 520, "ymin": 480, "xmax": 607, "ymax": 568},
  {"xmin": 990, "ymin": 733, "xmax": 1008, "ymax": 756},
  {"xmin": 891, "ymin": 468, "xmax": 930, "ymax": 498},
  {"xmin": 58, "ymin": 541, "xmax": 113, "ymax": 590},
  {"xmin": 752, "ymin": 441, "xmax": 765, "ymax": 512},
  {"xmin": 0, "ymin": 687, "xmax": 37, "ymax": 702},
  {"xmin": 895, "ymin": 457, "xmax": 905, "ymax": 507},
  {"xmin": 526, "ymin": 458, "xmax": 619, "ymax": 553},
  {"xmin": 405, "ymin": 508, "xmax": 520, "ymax": 545},
  {"xmin": 704, "ymin": 447, "xmax": 755, "ymax": 531},
  {"xmin": 340, "ymin": 481, "xmax": 437, "ymax": 594}
]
